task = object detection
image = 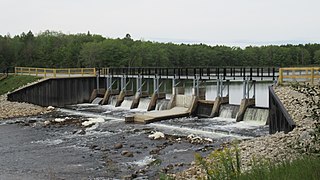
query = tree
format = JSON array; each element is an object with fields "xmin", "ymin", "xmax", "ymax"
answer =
[{"xmin": 314, "ymin": 49, "xmax": 320, "ymax": 65}]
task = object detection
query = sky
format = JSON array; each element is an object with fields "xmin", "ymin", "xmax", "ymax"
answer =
[{"xmin": 1, "ymin": 0, "xmax": 320, "ymax": 47}]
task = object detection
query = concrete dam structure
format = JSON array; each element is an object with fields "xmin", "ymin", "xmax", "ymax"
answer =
[
  {"xmin": 8, "ymin": 66, "xmax": 301, "ymax": 135},
  {"xmin": 8, "ymin": 74, "xmax": 269, "ymax": 126}
]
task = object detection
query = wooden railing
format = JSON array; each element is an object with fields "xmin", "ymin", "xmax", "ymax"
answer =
[
  {"xmin": 278, "ymin": 67, "xmax": 320, "ymax": 85},
  {"xmin": 15, "ymin": 67, "xmax": 96, "ymax": 78}
]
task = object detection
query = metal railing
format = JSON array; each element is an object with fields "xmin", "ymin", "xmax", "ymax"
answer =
[
  {"xmin": 278, "ymin": 67, "xmax": 320, "ymax": 85},
  {"xmin": 15, "ymin": 67, "xmax": 96, "ymax": 78},
  {"xmin": 101, "ymin": 67, "xmax": 278, "ymax": 80}
]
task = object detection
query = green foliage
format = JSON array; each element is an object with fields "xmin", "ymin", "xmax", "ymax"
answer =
[
  {"xmin": 195, "ymin": 142, "xmax": 320, "ymax": 180},
  {"xmin": 238, "ymin": 156, "xmax": 320, "ymax": 180},
  {"xmin": 195, "ymin": 143, "xmax": 241, "ymax": 180},
  {"xmin": 314, "ymin": 49, "xmax": 320, "ymax": 65},
  {"xmin": 0, "ymin": 75, "xmax": 40, "ymax": 95},
  {"xmin": 0, "ymin": 30, "xmax": 320, "ymax": 68},
  {"xmin": 159, "ymin": 173, "xmax": 175, "ymax": 180}
]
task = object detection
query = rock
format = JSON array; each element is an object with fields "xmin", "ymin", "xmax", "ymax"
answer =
[
  {"xmin": 0, "ymin": 94, "xmax": 48, "ymax": 119},
  {"xmin": 148, "ymin": 132, "xmax": 165, "ymax": 139},
  {"xmin": 54, "ymin": 118, "xmax": 65, "ymax": 123},
  {"xmin": 47, "ymin": 106, "xmax": 55, "ymax": 111},
  {"xmin": 28, "ymin": 120, "xmax": 37, "ymax": 124},
  {"xmin": 299, "ymin": 131, "xmax": 312, "ymax": 141},
  {"xmin": 121, "ymin": 150, "xmax": 134, "ymax": 157},
  {"xmin": 204, "ymin": 138, "xmax": 213, "ymax": 143},
  {"xmin": 114, "ymin": 143, "xmax": 123, "ymax": 149},
  {"xmin": 89, "ymin": 145, "xmax": 98, "ymax": 150},
  {"xmin": 82, "ymin": 117, "xmax": 104, "ymax": 127},
  {"xmin": 167, "ymin": 164, "xmax": 174, "ymax": 169},
  {"xmin": 149, "ymin": 148, "xmax": 160, "ymax": 155},
  {"xmin": 101, "ymin": 147, "xmax": 110, "ymax": 152},
  {"xmin": 78, "ymin": 129, "xmax": 86, "ymax": 135},
  {"xmin": 44, "ymin": 120, "xmax": 50, "ymax": 126}
]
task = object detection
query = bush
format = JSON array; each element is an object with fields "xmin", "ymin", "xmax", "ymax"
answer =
[{"xmin": 195, "ymin": 143, "xmax": 241, "ymax": 180}]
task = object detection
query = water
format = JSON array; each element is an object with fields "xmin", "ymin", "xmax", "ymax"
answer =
[
  {"xmin": 155, "ymin": 99, "xmax": 169, "ymax": 111},
  {"xmin": 91, "ymin": 97, "xmax": 103, "ymax": 104},
  {"xmin": 219, "ymin": 104, "xmax": 239, "ymax": 118},
  {"xmin": 120, "ymin": 97, "xmax": 134, "ymax": 109},
  {"xmin": 243, "ymin": 107, "xmax": 268, "ymax": 124},
  {"xmin": 108, "ymin": 95, "xmax": 117, "ymax": 106},
  {"xmin": 137, "ymin": 98, "xmax": 151, "ymax": 110},
  {"xmin": 0, "ymin": 82, "xmax": 271, "ymax": 179}
]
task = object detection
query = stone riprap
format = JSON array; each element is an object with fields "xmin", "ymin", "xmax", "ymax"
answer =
[
  {"xmin": 173, "ymin": 84, "xmax": 320, "ymax": 179},
  {"xmin": 0, "ymin": 94, "xmax": 50, "ymax": 119}
]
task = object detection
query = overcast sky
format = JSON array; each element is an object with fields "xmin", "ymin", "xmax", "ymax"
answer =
[{"xmin": 1, "ymin": 0, "xmax": 320, "ymax": 47}]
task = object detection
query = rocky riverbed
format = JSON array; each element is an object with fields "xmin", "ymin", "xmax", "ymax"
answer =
[
  {"xmin": 173, "ymin": 84, "xmax": 320, "ymax": 179},
  {"xmin": 0, "ymin": 95, "xmax": 269, "ymax": 179}
]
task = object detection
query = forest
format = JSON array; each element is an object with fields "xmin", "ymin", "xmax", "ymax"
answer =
[{"xmin": 1, "ymin": 30, "xmax": 320, "ymax": 69}]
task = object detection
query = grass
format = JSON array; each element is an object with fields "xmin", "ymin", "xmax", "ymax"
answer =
[
  {"xmin": 195, "ymin": 144, "xmax": 320, "ymax": 180},
  {"xmin": 0, "ymin": 75, "xmax": 41, "ymax": 95},
  {"xmin": 238, "ymin": 156, "xmax": 320, "ymax": 180}
]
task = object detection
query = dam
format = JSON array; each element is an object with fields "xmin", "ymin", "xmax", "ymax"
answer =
[{"xmin": 9, "ymin": 66, "xmax": 278, "ymax": 133}]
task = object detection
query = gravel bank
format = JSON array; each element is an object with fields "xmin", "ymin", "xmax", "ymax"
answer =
[
  {"xmin": 0, "ymin": 94, "xmax": 50, "ymax": 119},
  {"xmin": 173, "ymin": 84, "xmax": 320, "ymax": 179}
]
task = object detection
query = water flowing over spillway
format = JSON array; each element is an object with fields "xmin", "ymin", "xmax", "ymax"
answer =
[
  {"xmin": 219, "ymin": 104, "xmax": 239, "ymax": 119},
  {"xmin": 137, "ymin": 98, "xmax": 151, "ymax": 110},
  {"xmin": 108, "ymin": 96, "xmax": 117, "ymax": 106},
  {"xmin": 243, "ymin": 107, "xmax": 268, "ymax": 125},
  {"xmin": 155, "ymin": 99, "xmax": 169, "ymax": 111},
  {"xmin": 120, "ymin": 97, "xmax": 134, "ymax": 109},
  {"xmin": 91, "ymin": 97, "xmax": 103, "ymax": 104}
]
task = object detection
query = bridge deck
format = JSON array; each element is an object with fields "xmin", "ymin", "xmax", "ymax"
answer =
[
  {"xmin": 103, "ymin": 74, "xmax": 277, "ymax": 81},
  {"xmin": 133, "ymin": 107, "xmax": 189, "ymax": 124}
]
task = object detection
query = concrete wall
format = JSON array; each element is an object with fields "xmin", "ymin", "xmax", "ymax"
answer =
[
  {"xmin": 175, "ymin": 95, "xmax": 193, "ymax": 108},
  {"xmin": 8, "ymin": 77, "xmax": 106, "ymax": 107}
]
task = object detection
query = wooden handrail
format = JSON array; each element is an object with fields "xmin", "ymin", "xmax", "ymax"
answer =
[
  {"xmin": 15, "ymin": 67, "xmax": 96, "ymax": 77},
  {"xmin": 278, "ymin": 67, "xmax": 320, "ymax": 85}
]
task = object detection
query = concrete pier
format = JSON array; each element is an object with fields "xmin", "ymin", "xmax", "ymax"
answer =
[{"xmin": 236, "ymin": 98, "xmax": 255, "ymax": 122}]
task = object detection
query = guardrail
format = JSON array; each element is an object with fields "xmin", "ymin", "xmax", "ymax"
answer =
[
  {"xmin": 278, "ymin": 67, "xmax": 320, "ymax": 85},
  {"xmin": 101, "ymin": 67, "xmax": 278, "ymax": 80},
  {"xmin": 15, "ymin": 67, "xmax": 96, "ymax": 78}
]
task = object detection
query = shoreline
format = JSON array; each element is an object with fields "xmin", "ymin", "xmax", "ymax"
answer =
[{"xmin": 0, "ymin": 94, "xmax": 50, "ymax": 119}]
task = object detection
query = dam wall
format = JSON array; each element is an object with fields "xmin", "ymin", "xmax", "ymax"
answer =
[{"xmin": 8, "ymin": 77, "xmax": 106, "ymax": 107}]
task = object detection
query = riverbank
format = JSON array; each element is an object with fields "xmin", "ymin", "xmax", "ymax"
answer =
[
  {"xmin": 0, "ymin": 94, "xmax": 50, "ymax": 119},
  {"xmin": 173, "ymin": 84, "xmax": 320, "ymax": 179},
  {"xmin": 0, "ymin": 75, "xmax": 51, "ymax": 119}
]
